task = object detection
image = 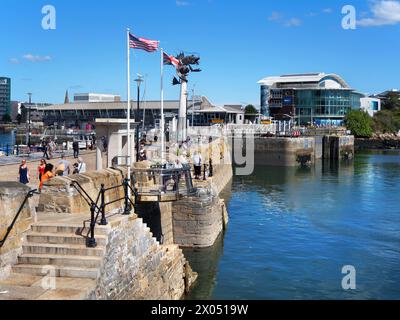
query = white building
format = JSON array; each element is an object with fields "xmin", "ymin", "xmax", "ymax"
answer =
[
  {"xmin": 360, "ymin": 97, "xmax": 381, "ymax": 117},
  {"xmin": 74, "ymin": 93, "xmax": 121, "ymax": 103}
]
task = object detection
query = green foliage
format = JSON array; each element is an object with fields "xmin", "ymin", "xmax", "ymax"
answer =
[
  {"xmin": 245, "ymin": 104, "xmax": 258, "ymax": 115},
  {"xmin": 372, "ymin": 109, "xmax": 400, "ymax": 133},
  {"xmin": 1, "ymin": 113, "xmax": 12, "ymax": 123},
  {"xmin": 345, "ymin": 110, "xmax": 373, "ymax": 138},
  {"xmin": 382, "ymin": 92, "xmax": 400, "ymax": 111}
]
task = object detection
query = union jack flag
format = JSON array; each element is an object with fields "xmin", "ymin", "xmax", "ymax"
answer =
[
  {"xmin": 163, "ymin": 51, "xmax": 180, "ymax": 68},
  {"xmin": 129, "ymin": 33, "xmax": 159, "ymax": 52}
]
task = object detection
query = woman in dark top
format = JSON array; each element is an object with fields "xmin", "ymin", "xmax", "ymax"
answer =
[{"xmin": 19, "ymin": 160, "xmax": 30, "ymax": 185}]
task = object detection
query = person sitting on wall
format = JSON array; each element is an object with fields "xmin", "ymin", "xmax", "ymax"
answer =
[{"xmin": 39, "ymin": 163, "xmax": 54, "ymax": 192}]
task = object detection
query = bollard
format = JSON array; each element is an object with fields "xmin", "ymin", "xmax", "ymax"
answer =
[{"xmin": 209, "ymin": 159, "xmax": 213, "ymax": 177}]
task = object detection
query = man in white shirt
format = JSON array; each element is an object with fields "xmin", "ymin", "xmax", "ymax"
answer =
[{"xmin": 77, "ymin": 157, "xmax": 87, "ymax": 174}]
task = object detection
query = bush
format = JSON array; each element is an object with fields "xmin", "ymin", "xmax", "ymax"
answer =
[
  {"xmin": 372, "ymin": 109, "xmax": 400, "ymax": 133},
  {"xmin": 345, "ymin": 110, "xmax": 373, "ymax": 138}
]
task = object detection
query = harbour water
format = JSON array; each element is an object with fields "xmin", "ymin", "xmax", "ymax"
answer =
[{"xmin": 185, "ymin": 150, "xmax": 400, "ymax": 300}]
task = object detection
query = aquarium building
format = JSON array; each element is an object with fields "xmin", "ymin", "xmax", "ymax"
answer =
[{"xmin": 258, "ymin": 73, "xmax": 364, "ymax": 126}]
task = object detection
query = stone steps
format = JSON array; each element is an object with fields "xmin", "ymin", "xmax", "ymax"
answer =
[
  {"xmin": 22, "ymin": 243, "xmax": 105, "ymax": 257},
  {"xmin": 18, "ymin": 254, "xmax": 103, "ymax": 268},
  {"xmin": 12, "ymin": 264, "xmax": 100, "ymax": 279},
  {"xmin": 26, "ymin": 232, "xmax": 108, "ymax": 246},
  {"xmin": 31, "ymin": 223, "xmax": 110, "ymax": 236}
]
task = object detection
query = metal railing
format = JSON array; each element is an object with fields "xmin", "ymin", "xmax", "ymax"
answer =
[
  {"xmin": 0, "ymin": 189, "xmax": 39, "ymax": 248},
  {"xmin": 70, "ymin": 179, "xmax": 138, "ymax": 248},
  {"xmin": 132, "ymin": 164, "xmax": 197, "ymax": 201}
]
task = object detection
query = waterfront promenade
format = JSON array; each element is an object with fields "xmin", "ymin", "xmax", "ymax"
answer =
[{"xmin": 0, "ymin": 151, "xmax": 97, "ymax": 187}]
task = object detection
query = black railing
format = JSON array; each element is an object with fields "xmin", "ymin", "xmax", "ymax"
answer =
[
  {"xmin": 132, "ymin": 164, "xmax": 196, "ymax": 201},
  {"xmin": 0, "ymin": 189, "xmax": 39, "ymax": 248},
  {"xmin": 70, "ymin": 179, "xmax": 138, "ymax": 248}
]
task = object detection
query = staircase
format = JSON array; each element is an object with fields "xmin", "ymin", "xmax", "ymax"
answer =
[
  {"xmin": 0, "ymin": 219, "xmax": 110, "ymax": 300},
  {"xmin": 14, "ymin": 221, "xmax": 109, "ymax": 279}
]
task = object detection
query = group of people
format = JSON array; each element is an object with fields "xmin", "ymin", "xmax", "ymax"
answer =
[{"xmin": 18, "ymin": 154, "xmax": 87, "ymax": 192}]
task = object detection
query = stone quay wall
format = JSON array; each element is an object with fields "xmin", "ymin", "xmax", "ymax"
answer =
[
  {"xmin": 170, "ymin": 163, "xmax": 232, "ymax": 248},
  {"xmin": 92, "ymin": 215, "xmax": 197, "ymax": 300},
  {"xmin": 254, "ymin": 137, "xmax": 316, "ymax": 167},
  {"xmin": 38, "ymin": 168, "xmax": 125, "ymax": 215},
  {"xmin": 0, "ymin": 182, "xmax": 35, "ymax": 280}
]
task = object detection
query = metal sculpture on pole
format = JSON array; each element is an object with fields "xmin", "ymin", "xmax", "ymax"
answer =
[{"xmin": 165, "ymin": 52, "xmax": 201, "ymax": 143}]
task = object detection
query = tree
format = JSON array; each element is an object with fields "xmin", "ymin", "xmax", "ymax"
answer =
[
  {"xmin": 372, "ymin": 109, "xmax": 400, "ymax": 133},
  {"xmin": 2, "ymin": 113, "xmax": 12, "ymax": 123},
  {"xmin": 245, "ymin": 104, "xmax": 258, "ymax": 115},
  {"xmin": 382, "ymin": 92, "xmax": 400, "ymax": 110},
  {"xmin": 345, "ymin": 110, "xmax": 373, "ymax": 138}
]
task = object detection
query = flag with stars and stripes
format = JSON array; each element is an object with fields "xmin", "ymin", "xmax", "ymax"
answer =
[{"xmin": 129, "ymin": 33, "xmax": 159, "ymax": 52}]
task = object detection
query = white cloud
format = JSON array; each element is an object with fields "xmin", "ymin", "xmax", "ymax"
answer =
[
  {"xmin": 176, "ymin": 0, "xmax": 190, "ymax": 6},
  {"xmin": 358, "ymin": 0, "xmax": 400, "ymax": 26},
  {"xmin": 284, "ymin": 18, "xmax": 302, "ymax": 27},
  {"xmin": 9, "ymin": 58, "xmax": 20, "ymax": 64},
  {"xmin": 323, "ymin": 8, "xmax": 333, "ymax": 14},
  {"xmin": 23, "ymin": 54, "xmax": 52, "ymax": 62},
  {"xmin": 268, "ymin": 12, "xmax": 302, "ymax": 27},
  {"xmin": 268, "ymin": 11, "xmax": 282, "ymax": 21}
]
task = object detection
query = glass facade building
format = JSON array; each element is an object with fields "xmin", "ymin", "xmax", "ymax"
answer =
[
  {"xmin": 258, "ymin": 73, "xmax": 364, "ymax": 126},
  {"xmin": 0, "ymin": 77, "xmax": 11, "ymax": 118}
]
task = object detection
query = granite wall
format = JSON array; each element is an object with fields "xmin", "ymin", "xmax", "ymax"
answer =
[
  {"xmin": 0, "ymin": 182, "xmax": 35, "ymax": 280},
  {"xmin": 38, "ymin": 168, "xmax": 126, "ymax": 215},
  {"xmin": 92, "ymin": 215, "xmax": 197, "ymax": 300}
]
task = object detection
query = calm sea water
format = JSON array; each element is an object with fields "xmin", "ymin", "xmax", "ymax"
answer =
[{"xmin": 185, "ymin": 150, "xmax": 400, "ymax": 300}]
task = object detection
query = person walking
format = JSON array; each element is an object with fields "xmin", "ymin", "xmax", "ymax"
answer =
[
  {"xmin": 39, "ymin": 163, "xmax": 54, "ymax": 192},
  {"xmin": 42, "ymin": 140, "xmax": 50, "ymax": 160},
  {"xmin": 18, "ymin": 160, "xmax": 30, "ymax": 185},
  {"xmin": 73, "ymin": 139, "xmax": 79, "ymax": 159},
  {"xmin": 37, "ymin": 159, "xmax": 47, "ymax": 182}
]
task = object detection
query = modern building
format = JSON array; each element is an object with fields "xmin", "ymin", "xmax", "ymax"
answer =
[
  {"xmin": 0, "ymin": 77, "xmax": 11, "ymax": 118},
  {"xmin": 74, "ymin": 93, "xmax": 121, "ymax": 103},
  {"xmin": 258, "ymin": 73, "xmax": 364, "ymax": 126},
  {"xmin": 37, "ymin": 96, "xmax": 244, "ymax": 129},
  {"xmin": 360, "ymin": 97, "xmax": 381, "ymax": 117}
]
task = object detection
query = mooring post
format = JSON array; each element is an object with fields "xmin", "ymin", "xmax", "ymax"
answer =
[
  {"xmin": 123, "ymin": 178, "xmax": 131, "ymax": 215},
  {"xmin": 99, "ymin": 184, "xmax": 108, "ymax": 225},
  {"xmin": 87, "ymin": 203, "xmax": 97, "ymax": 248}
]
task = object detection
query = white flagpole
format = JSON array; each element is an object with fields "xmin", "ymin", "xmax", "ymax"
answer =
[
  {"xmin": 160, "ymin": 48, "xmax": 165, "ymax": 164},
  {"xmin": 126, "ymin": 28, "xmax": 132, "ymax": 191}
]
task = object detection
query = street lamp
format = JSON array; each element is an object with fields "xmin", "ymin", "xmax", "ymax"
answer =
[
  {"xmin": 27, "ymin": 93, "xmax": 32, "ymax": 149},
  {"xmin": 134, "ymin": 75, "xmax": 144, "ymax": 162}
]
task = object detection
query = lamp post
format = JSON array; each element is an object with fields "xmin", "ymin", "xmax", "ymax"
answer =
[
  {"xmin": 134, "ymin": 75, "xmax": 143, "ymax": 162},
  {"xmin": 27, "ymin": 93, "xmax": 32, "ymax": 149}
]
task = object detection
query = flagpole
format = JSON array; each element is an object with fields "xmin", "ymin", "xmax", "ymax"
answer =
[
  {"xmin": 126, "ymin": 28, "xmax": 132, "ymax": 195},
  {"xmin": 160, "ymin": 48, "xmax": 165, "ymax": 164}
]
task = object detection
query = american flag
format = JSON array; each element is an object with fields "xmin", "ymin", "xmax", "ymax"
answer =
[{"xmin": 129, "ymin": 33, "xmax": 159, "ymax": 52}]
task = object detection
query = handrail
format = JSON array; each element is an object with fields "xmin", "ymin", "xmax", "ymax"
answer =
[
  {"xmin": 0, "ymin": 189, "xmax": 39, "ymax": 248},
  {"xmin": 70, "ymin": 178, "xmax": 137, "ymax": 248}
]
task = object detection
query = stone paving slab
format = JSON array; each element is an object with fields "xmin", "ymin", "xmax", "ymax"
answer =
[{"xmin": 0, "ymin": 285, "xmax": 47, "ymax": 300}]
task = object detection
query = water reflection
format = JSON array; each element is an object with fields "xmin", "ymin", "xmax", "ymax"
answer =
[{"xmin": 185, "ymin": 151, "xmax": 400, "ymax": 300}]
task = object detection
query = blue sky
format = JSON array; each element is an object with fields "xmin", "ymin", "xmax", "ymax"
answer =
[{"xmin": 0, "ymin": 0, "xmax": 399, "ymax": 106}]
